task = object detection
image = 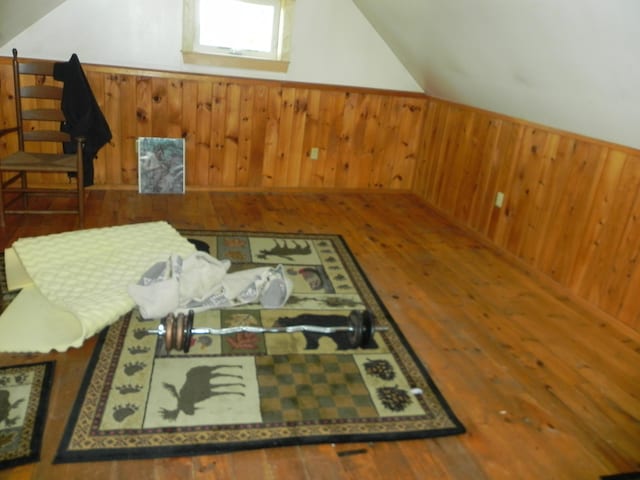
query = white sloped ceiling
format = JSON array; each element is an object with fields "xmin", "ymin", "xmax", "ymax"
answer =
[
  {"xmin": 0, "ymin": 0, "xmax": 66, "ymax": 47},
  {"xmin": 353, "ymin": 0, "xmax": 640, "ymax": 149},
  {"xmin": 0, "ymin": 0, "xmax": 421, "ymax": 92},
  {"xmin": 2, "ymin": 0, "xmax": 638, "ymax": 149}
]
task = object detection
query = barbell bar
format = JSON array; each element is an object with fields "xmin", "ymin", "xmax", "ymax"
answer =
[{"xmin": 146, "ymin": 309, "xmax": 387, "ymax": 353}]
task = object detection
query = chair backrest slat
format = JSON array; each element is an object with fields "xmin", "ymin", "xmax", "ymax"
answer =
[
  {"xmin": 20, "ymin": 85, "xmax": 63, "ymax": 100},
  {"xmin": 23, "ymin": 130, "xmax": 70, "ymax": 143},
  {"xmin": 18, "ymin": 61, "xmax": 56, "ymax": 76},
  {"xmin": 22, "ymin": 109, "xmax": 66, "ymax": 121}
]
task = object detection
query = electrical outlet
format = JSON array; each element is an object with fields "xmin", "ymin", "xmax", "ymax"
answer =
[
  {"xmin": 495, "ymin": 192, "xmax": 505, "ymax": 208},
  {"xmin": 310, "ymin": 147, "xmax": 319, "ymax": 160}
]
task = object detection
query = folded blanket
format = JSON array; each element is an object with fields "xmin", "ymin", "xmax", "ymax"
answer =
[{"xmin": 0, "ymin": 221, "xmax": 195, "ymax": 352}]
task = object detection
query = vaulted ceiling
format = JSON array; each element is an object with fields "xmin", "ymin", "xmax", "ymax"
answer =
[
  {"xmin": 353, "ymin": 0, "xmax": 640, "ymax": 149},
  {"xmin": 2, "ymin": 0, "xmax": 639, "ymax": 149},
  {"xmin": 0, "ymin": 0, "xmax": 65, "ymax": 47}
]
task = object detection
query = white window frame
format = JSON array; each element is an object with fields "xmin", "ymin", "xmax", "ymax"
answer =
[{"xmin": 182, "ymin": 0, "xmax": 294, "ymax": 72}]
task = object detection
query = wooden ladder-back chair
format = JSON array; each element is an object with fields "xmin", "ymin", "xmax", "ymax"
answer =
[{"xmin": 0, "ymin": 48, "xmax": 84, "ymax": 227}]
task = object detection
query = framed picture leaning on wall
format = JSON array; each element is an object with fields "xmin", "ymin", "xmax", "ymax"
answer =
[{"xmin": 137, "ymin": 137, "xmax": 185, "ymax": 194}]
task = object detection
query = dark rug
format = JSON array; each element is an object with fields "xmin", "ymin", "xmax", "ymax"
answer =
[
  {"xmin": 54, "ymin": 231, "xmax": 464, "ymax": 463},
  {"xmin": 0, "ymin": 361, "xmax": 55, "ymax": 470}
]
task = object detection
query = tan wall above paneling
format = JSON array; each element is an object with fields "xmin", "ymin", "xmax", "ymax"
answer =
[
  {"xmin": 413, "ymin": 97, "xmax": 640, "ymax": 331},
  {"xmin": 0, "ymin": 58, "xmax": 426, "ymax": 191}
]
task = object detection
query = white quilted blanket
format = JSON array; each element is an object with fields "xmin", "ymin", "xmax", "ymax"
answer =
[{"xmin": 8, "ymin": 221, "xmax": 195, "ymax": 350}]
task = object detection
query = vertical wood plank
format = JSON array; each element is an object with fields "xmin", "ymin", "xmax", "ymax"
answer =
[
  {"xmin": 150, "ymin": 77, "xmax": 168, "ymax": 137},
  {"xmin": 334, "ymin": 91, "xmax": 359, "ymax": 188},
  {"xmin": 541, "ymin": 142, "xmax": 605, "ymax": 285},
  {"xmin": 209, "ymin": 80, "xmax": 227, "ymax": 187},
  {"xmin": 102, "ymin": 74, "xmax": 121, "ymax": 185},
  {"xmin": 286, "ymin": 87, "xmax": 308, "ymax": 186},
  {"xmin": 360, "ymin": 94, "xmax": 383, "ymax": 189},
  {"xmin": 299, "ymin": 88, "xmax": 321, "ymax": 187},
  {"xmin": 391, "ymin": 98, "xmax": 424, "ymax": 190},
  {"xmin": 135, "ymin": 76, "xmax": 153, "ymax": 139},
  {"xmin": 235, "ymin": 83, "xmax": 254, "ymax": 187},
  {"xmin": 119, "ymin": 75, "xmax": 138, "ymax": 186},
  {"xmin": 369, "ymin": 96, "xmax": 397, "ymax": 190},
  {"xmin": 523, "ymin": 133, "xmax": 570, "ymax": 269},
  {"xmin": 467, "ymin": 117, "xmax": 503, "ymax": 234},
  {"xmin": 380, "ymin": 97, "xmax": 405, "ymax": 189},
  {"xmin": 261, "ymin": 87, "xmax": 282, "ymax": 187},
  {"xmin": 571, "ymin": 148, "xmax": 626, "ymax": 296},
  {"xmin": 436, "ymin": 106, "xmax": 473, "ymax": 213},
  {"xmin": 415, "ymin": 99, "xmax": 446, "ymax": 199},
  {"xmin": 195, "ymin": 80, "xmax": 212, "ymax": 188},
  {"xmin": 503, "ymin": 127, "xmax": 552, "ymax": 257},
  {"xmin": 248, "ymin": 84, "xmax": 268, "ymax": 188},
  {"xmin": 427, "ymin": 104, "xmax": 459, "ymax": 207},
  {"xmin": 597, "ymin": 154, "xmax": 640, "ymax": 318},
  {"xmin": 167, "ymin": 78, "xmax": 184, "ymax": 139},
  {"xmin": 83, "ymin": 71, "xmax": 106, "ymax": 184},
  {"xmin": 222, "ymin": 82, "xmax": 241, "ymax": 187},
  {"xmin": 452, "ymin": 112, "xmax": 491, "ymax": 223},
  {"xmin": 310, "ymin": 90, "xmax": 338, "ymax": 187},
  {"xmin": 182, "ymin": 80, "xmax": 198, "ymax": 187},
  {"xmin": 533, "ymin": 136, "xmax": 579, "ymax": 275},
  {"xmin": 275, "ymin": 87, "xmax": 295, "ymax": 187},
  {"xmin": 486, "ymin": 122, "xmax": 524, "ymax": 247}
]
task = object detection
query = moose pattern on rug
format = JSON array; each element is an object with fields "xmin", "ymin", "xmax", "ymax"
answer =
[
  {"xmin": 0, "ymin": 362, "xmax": 54, "ymax": 470},
  {"xmin": 56, "ymin": 232, "xmax": 464, "ymax": 462}
]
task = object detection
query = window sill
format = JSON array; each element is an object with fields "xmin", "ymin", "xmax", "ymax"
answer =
[{"xmin": 182, "ymin": 51, "xmax": 289, "ymax": 73}]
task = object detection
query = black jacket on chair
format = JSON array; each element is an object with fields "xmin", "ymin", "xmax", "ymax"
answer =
[{"xmin": 54, "ymin": 54, "xmax": 111, "ymax": 187}]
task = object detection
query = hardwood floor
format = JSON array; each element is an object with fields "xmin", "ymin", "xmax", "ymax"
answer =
[{"xmin": 0, "ymin": 191, "xmax": 638, "ymax": 480}]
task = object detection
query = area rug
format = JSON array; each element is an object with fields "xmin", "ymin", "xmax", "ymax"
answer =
[
  {"xmin": 0, "ymin": 361, "xmax": 55, "ymax": 470},
  {"xmin": 54, "ymin": 231, "xmax": 464, "ymax": 463}
]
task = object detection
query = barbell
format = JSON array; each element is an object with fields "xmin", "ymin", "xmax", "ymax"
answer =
[{"xmin": 146, "ymin": 309, "xmax": 387, "ymax": 353}]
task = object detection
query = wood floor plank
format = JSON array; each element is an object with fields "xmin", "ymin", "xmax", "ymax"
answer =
[
  {"xmin": 192, "ymin": 454, "xmax": 234, "ymax": 479},
  {"xmin": 300, "ymin": 444, "xmax": 349, "ymax": 480},
  {"xmin": 0, "ymin": 191, "xmax": 637, "ymax": 479},
  {"xmin": 261, "ymin": 446, "xmax": 307, "ymax": 479},
  {"xmin": 336, "ymin": 442, "xmax": 383, "ymax": 480},
  {"xmin": 228, "ymin": 448, "xmax": 270, "ymax": 479}
]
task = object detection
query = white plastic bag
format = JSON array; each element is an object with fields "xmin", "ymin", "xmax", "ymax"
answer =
[{"xmin": 128, "ymin": 251, "xmax": 292, "ymax": 318}]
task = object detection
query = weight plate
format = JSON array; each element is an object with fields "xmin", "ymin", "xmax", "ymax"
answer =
[
  {"xmin": 347, "ymin": 310, "xmax": 363, "ymax": 349},
  {"xmin": 183, "ymin": 310, "xmax": 195, "ymax": 353},
  {"xmin": 175, "ymin": 313, "xmax": 184, "ymax": 352},
  {"xmin": 360, "ymin": 310, "xmax": 374, "ymax": 347},
  {"xmin": 164, "ymin": 313, "xmax": 175, "ymax": 352}
]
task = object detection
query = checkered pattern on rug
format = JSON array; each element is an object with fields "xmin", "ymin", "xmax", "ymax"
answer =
[{"xmin": 257, "ymin": 354, "xmax": 378, "ymax": 423}]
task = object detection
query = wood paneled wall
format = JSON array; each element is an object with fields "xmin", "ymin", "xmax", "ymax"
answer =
[
  {"xmin": 413, "ymin": 99, "xmax": 640, "ymax": 330},
  {"xmin": 0, "ymin": 58, "xmax": 426, "ymax": 190},
  {"xmin": 1, "ymin": 56, "xmax": 639, "ymax": 331}
]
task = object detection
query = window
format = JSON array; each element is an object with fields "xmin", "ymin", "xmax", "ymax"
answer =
[{"xmin": 182, "ymin": 0, "xmax": 294, "ymax": 72}]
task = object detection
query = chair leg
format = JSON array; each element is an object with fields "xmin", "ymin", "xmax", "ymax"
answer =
[
  {"xmin": 20, "ymin": 172, "xmax": 27, "ymax": 210},
  {"xmin": 78, "ymin": 182, "xmax": 85, "ymax": 228},
  {"xmin": 0, "ymin": 175, "xmax": 5, "ymax": 228},
  {"xmin": 76, "ymin": 145, "xmax": 84, "ymax": 228}
]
